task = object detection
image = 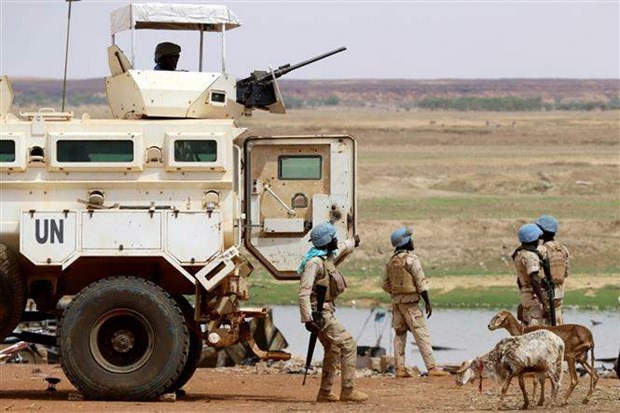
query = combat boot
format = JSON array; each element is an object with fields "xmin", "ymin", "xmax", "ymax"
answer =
[
  {"xmin": 340, "ymin": 388, "xmax": 369, "ymax": 403},
  {"xmin": 395, "ymin": 367, "xmax": 413, "ymax": 378},
  {"xmin": 316, "ymin": 391, "xmax": 339, "ymax": 403},
  {"xmin": 427, "ymin": 367, "xmax": 450, "ymax": 377}
]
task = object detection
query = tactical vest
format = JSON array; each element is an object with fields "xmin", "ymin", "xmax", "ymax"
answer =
[
  {"xmin": 314, "ymin": 257, "xmax": 348, "ymax": 301},
  {"xmin": 543, "ymin": 241, "xmax": 568, "ymax": 285},
  {"xmin": 386, "ymin": 251, "xmax": 417, "ymax": 295}
]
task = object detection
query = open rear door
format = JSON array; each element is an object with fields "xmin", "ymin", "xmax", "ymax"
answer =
[{"xmin": 243, "ymin": 135, "xmax": 356, "ymax": 280}]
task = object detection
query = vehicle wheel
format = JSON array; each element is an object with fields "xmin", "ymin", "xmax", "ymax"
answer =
[
  {"xmin": 165, "ymin": 295, "xmax": 203, "ymax": 393},
  {"xmin": 0, "ymin": 244, "xmax": 26, "ymax": 341},
  {"xmin": 58, "ymin": 277, "xmax": 189, "ymax": 400}
]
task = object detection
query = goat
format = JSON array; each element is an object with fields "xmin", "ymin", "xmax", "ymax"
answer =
[
  {"xmin": 488, "ymin": 310, "xmax": 598, "ymax": 405},
  {"xmin": 456, "ymin": 330, "xmax": 564, "ymax": 410}
]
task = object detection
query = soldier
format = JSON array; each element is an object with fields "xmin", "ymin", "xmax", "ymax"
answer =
[
  {"xmin": 382, "ymin": 227, "xmax": 449, "ymax": 378},
  {"xmin": 154, "ymin": 42, "xmax": 181, "ymax": 71},
  {"xmin": 536, "ymin": 215, "xmax": 570, "ymax": 325},
  {"xmin": 512, "ymin": 223, "xmax": 548, "ymax": 326},
  {"xmin": 298, "ymin": 222, "xmax": 368, "ymax": 403}
]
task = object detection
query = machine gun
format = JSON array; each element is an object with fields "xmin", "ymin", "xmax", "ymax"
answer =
[
  {"xmin": 236, "ymin": 47, "xmax": 346, "ymax": 111},
  {"xmin": 541, "ymin": 257, "xmax": 556, "ymax": 326},
  {"xmin": 302, "ymin": 284, "xmax": 328, "ymax": 385}
]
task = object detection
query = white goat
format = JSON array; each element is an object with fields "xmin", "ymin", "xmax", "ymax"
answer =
[{"xmin": 456, "ymin": 330, "xmax": 564, "ymax": 410}]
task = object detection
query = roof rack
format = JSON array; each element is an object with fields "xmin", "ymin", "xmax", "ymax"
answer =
[{"xmin": 20, "ymin": 108, "xmax": 74, "ymax": 121}]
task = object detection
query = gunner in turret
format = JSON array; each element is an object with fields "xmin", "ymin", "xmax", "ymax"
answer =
[{"xmin": 154, "ymin": 42, "xmax": 181, "ymax": 71}]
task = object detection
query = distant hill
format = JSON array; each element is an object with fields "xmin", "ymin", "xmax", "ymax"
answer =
[{"xmin": 7, "ymin": 77, "xmax": 619, "ymax": 111}]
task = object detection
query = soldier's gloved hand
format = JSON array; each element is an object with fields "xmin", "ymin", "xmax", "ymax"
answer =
[
  {"xmin": 305, "ymin": 321, "xmax": 321, "ymax": 333},
  {"xmin": 425, "ymin": 302, "xmax": 433, "ymax": 319},
  {"xmin": 354, "ymin": 234, "xmax": 361, "ymax": 247}
]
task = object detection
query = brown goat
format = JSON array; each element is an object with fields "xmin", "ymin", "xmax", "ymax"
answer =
[{"xmin": 488, "ymin": 310, "xmax": 598, "ymax": 405}]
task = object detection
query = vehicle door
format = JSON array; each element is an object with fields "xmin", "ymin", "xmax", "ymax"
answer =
[{"xmin": 243, "ymin": 136, "xmax": 356, "ymax": 280}]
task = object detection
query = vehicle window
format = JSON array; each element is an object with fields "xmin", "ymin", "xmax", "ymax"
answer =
[
  {"xmin": 278, "ymin": 155, "xmax": 322, "ymax": 180},
  {"xmin": 174, "ymin": 140, "xmax": 217, "ymax": 162},
  {"xmin": 57, "ymin": 140, "xmax": 134, "ymax": 162},
  {"xmin": 0, "ymin": 140, "xmax": 16, "ymax": 162}
]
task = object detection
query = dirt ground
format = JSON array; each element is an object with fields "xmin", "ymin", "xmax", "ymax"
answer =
[{"xmin": 0, "ymin": 364, "xmax": 618, "ymax": 412}]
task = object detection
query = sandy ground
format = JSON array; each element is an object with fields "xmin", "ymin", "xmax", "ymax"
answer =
[{"xmin": 0, "ymin": 364, "xmax": 618, "ymax": 412}]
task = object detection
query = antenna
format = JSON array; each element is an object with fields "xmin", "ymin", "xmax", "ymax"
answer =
[{"xmin": 61, "ymin": 0, "xmax": 81, "ymax": 112}]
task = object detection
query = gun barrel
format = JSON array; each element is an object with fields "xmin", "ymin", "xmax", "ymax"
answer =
[
  {"xmin": 542, "ymin": 258, "xmax": 557, "ymax": 326},
  {"xmin": 274, "ymin": 46, "xmax": 347, "ymax": 78}
]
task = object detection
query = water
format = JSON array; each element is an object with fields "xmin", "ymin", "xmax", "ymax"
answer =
[{"xmin": 270, "ymin": 306, "xmax": 619, "ymax": 369}]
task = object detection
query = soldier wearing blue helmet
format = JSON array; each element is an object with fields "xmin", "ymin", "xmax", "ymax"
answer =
[
  {"xmin": 382, "ymin": 227, "xmax": 449, "ymax": 378},
  {"xmin": 535, "ymin": 215, "xmax": 570, "ymax": 324},
  {"xmin": 298, "ymin": 223, "xmax": 368, "ymax": 403},
  {"xmin": 512, "ymin": 223, "xmax": 548, "ymax": 326}
]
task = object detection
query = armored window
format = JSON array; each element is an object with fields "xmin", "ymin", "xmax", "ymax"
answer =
[
  {"xmin": 0, "ymin": 140, "xmax": 16, "ymax": 162},
  {"xmin": 56, "ymin": 140, "xmax": 134, "ymax": 162},
  {"xmin": 278, "ymin": 155, "xmax": 322, "ymax": 180},
  {"xmin": 174, "ymin": 140, "xmax": 217, "ymax": 162}
]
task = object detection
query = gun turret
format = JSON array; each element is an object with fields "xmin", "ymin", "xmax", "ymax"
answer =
[{"xmin": 236, "ymin": 47, "xmax": 346, "ymax": 111}]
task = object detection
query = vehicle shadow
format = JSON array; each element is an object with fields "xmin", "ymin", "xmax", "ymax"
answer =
[{"xmin": 0, "ymin": 390, "xmax": 306, "ymax": 405}]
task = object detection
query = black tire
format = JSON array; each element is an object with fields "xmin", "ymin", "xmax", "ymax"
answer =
[
  {"xmin": 58, "ymin": 277, "xmax": 190, "ymax": 400},
  {"xmin": 165, "ymin": 295, "xmax": 203, "ymax": 393},
  {"xmin": 0, "ymin": 244, "xmax": 26, "ymax": 341}
]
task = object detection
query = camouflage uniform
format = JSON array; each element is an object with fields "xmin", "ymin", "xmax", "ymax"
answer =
[
  {"xmin": 538, "ymin": 241, "xmax": 570, "ymax": 325},
  {"xmin": 382, "ymin": 250, "xmax": 437, "ymax": 370},
  {"xmin": 513, "ymin": 249, "xmax": 546, "ymax": 326},
  {"xmin": 299, "ymin": 240, "xmax": 357, "ymax": 395}
]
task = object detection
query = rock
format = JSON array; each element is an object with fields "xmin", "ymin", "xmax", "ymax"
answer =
[
  {"xmin": 380, "ymin": 355, "xmax": 395, "ymax": 373},
  {"xmin": 575, "ymin": 180, "xmax": 593, "ymax": 186},
  {"xmin": 369, "ymin": 357, "xmax": 382, "ymax": 372},
  {"xmin": 159, "ymin": 392, "xmax": 177, "ymax": 402}
]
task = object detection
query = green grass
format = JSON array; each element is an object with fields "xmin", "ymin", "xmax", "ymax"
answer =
[
  {"xmin": 431, "ymin": 286, "xmax": 618, "ymax": 310},
  {"xmin": 360, "ymin": 196, "xmax": 620, "ymax": 221},
  {"xmin": 246, "ymin": 270, "xmax": 618, "ymax": 310}
]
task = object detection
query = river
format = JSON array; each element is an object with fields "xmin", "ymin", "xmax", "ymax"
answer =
[{"xmin": 269, "ymin": 306, "xmax": 619, "ymax": 369}]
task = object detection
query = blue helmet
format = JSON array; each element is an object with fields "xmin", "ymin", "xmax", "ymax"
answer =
[
  {"xmin": 391, "ymin": 227, "xmax": 413, "ymax": 248},
  {"xmin": 310, "ymin": 222, "xmax": 337, "ymax": 248},
  {"xmin": 518, "ymin": 223, "xmax": 543, "ymax": 243},
  {"xmin": 536, "ymin": 215, "xmax": 558, "ymax": 233}
]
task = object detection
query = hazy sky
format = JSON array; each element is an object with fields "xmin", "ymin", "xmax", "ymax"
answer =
[{"xmin": 0, "ymin": 0, "xmax": 618, "ymax": 80}]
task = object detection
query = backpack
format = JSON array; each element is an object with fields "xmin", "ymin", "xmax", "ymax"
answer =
[{"xmin": 545, "ymin": 242, "xmax": 569, "ymax": 284}]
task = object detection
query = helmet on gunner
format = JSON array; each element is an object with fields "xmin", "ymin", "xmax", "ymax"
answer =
[
  {"xmin": 535, "ymin": 215, "xmax": 558, "ymax": 234},
  {"xmin": 310, "ymin": 222, "xmax": 337, "ymax": 248},
  {"xmin": 154, "ymin": 42, "xmax": 181, "ymax": 71},
  {"xmin": 518, "ymin": 223, "xmax": 543, "ymax": 243},
  {"xmin": 391, "ymin": 227, "xmax": 413, "ymax": 248}
]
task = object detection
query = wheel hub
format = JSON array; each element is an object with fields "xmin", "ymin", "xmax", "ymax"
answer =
[
  {"xmin": 90, "ymin": 309, "xmax": 154, "ymax": 374},
  {"xmin": 111, "ymin": 329, "xmax": 135, "ymax": 353}
]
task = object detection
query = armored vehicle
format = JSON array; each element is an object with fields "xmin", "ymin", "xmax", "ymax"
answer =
[{"xmin": 0, "ymin": 3, "xmax": 356, "ymax": 400}]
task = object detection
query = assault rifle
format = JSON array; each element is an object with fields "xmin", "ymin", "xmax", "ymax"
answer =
[
  {"xmin": 541, "ymin": 257, "xmax": 556, "ymax": 326},
  {"xmin": 236, "ymin": 47, "xmax": 347, "ymax": 111},
  {"xmin": 302, "ymin": 284, "xmax": 328, "ymax": 385}
]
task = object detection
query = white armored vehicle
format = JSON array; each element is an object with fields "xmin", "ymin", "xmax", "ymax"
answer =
[{"xmin": 0, "ymin": 3, "xmax": 356, "ymax": 400}]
